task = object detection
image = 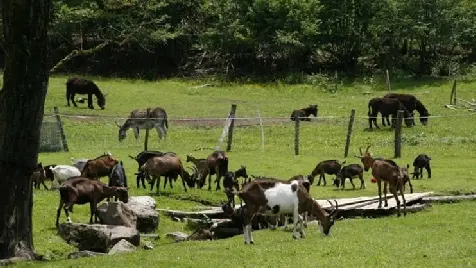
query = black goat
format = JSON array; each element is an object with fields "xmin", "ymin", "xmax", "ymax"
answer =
[
  {"xmin": 336, "ymin": 164, "xmax": 365, "ymax": 189},
  {"xmin": 309, "ymin": 160, "xmax": 345, "ymax": 186},
  {"xmin": 223, "ymin": 166, "xmax": 248, "ymax": 208},
  {"xmin": 412, "ymin": 154, "xmax": 431, "ymax": 179},
  {"xmin": 108, "ymin": 161, "xmax": 128, "ymax": 201}
]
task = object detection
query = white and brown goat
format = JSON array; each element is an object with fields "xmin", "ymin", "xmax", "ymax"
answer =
[
  {"xmin": 55, "ymin": 176, "xmax": 129, "ymax": 227},
  {"xmin": 235, "ymin": 178, "xmax": 338, "ymax": 244},
  {"xmin": 357, "ymin": 146, "xmax": 407, "ymax": 216}
]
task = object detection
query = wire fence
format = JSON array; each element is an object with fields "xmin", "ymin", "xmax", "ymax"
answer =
[{"xmin": 40, "ymin": 109, "xmax": 476, "ymax": 159}]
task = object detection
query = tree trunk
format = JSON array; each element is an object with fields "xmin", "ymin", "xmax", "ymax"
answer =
[{"xmin": 0, "ymin": 0, "xmax": 52, "ymax": 261}]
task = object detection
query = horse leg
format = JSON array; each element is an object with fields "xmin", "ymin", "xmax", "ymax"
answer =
[
  {"xmin": 71, "ymin": 93, "xmax": 78, "ymax": 107},
  {"xmin": 87, "ymin": 93, "xmax": 94, "ymax": 109},
  {"xmin": 133, "ymin": 127, "xmax": 140, "ymax": 140},
  {"xmin": 426, "ymin": 165, "xmax": 431, "ymax": 179},
  {"xmin": 155, "ymin": 125, "xmax": 164, "ymax": 141}
]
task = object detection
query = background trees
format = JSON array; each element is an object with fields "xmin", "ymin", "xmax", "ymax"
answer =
[{"xmin": 1, "ymin": 0, "xmax": 475, "ymax": 79}]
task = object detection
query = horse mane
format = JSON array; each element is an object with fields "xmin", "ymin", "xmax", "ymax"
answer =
[{"xmin": 415, "ymin": 99, "xmax": 429, "ymax": 116}]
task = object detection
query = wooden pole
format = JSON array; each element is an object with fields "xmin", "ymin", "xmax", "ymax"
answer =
[
  {"xmin": 144, "ymin": 107, "xmax": 150, "ymax": 151},
  {"xmin": 451, "ymin": 80, "xmax": 457, "ymax": 105},
  {"xmin": 226, "ymin": 104, "xmax": 237, "ymax": 152},
  {"xmin": 394, "ymin": 110, "xmax": 404, "ymax": 158},
  {"xmin": 344, "ymin": 109, "xmax": 356, "ymax": 158},
  {"xmin": 294, "ymin": 117, "xmax": 300, "ymax": 155},
  {"xmin": 53, "ymin": 107, "xmax": 69, "ymax": 152},
  {"xmin": 258, "ymin": 110, "xmax": 265, "ymax": 152},
  {"xmin": 386, "ymin": 69, "xmax": 391, "ymax": 91}
]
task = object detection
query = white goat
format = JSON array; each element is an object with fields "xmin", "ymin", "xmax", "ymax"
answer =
[
  {"xmin": 236, "ymin": 178, "xmax": 338, "ymax": 244},
  {"xmin": 49, "ymin": 165, "xmax": 81, "ymax": 189}
]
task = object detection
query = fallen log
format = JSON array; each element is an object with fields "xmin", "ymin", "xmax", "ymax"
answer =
[{"xmin": 421, "ymin": 194, "xmax": 476, "ymax": 204}]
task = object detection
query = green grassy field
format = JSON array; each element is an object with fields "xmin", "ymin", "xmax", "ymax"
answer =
[{"xmin": 17, "ymin": 75, "xmax": 476, "ymax": 266}]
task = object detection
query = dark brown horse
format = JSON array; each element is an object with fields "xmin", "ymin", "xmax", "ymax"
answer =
[
  {"xmin": 290, "ymin": 105, "xmax": 318, "ymax": 121},
  {"xmin": 66, "ymin": 77, "xmax": 106, "ymax": 110}
]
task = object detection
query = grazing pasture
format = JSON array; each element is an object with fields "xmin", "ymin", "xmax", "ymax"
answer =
[{"xmin": 19, "ymin": 76, "xmax": 476, "ymax": 265}]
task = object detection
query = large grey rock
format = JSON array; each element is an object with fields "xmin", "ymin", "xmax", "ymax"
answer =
[
  {"xmin": 97, "ymin": 201, "xmax": 137, "ymax": 229},
  {"xmin": 107, "ymin": 239, "xmax": 137, "ymax": 255},
  {"xmin": 68, "ymin": 250, "xmax": 106, "ymax": 259},
  {"xmin": 126, "ymin": 196, "xmax": 159, "ymax": 233},
  {"xmin": 165, "ymin": 232, "xmax": 188, "ymax": 243},
  {"xmin": 58, "ymin": 223, "xmax": 140, "ymax": 253}
]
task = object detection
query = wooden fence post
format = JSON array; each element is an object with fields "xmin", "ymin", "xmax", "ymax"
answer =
[
  {"xmin": 144, "ymin": 107, "xmax": 150, "ymax": 151},
  {"xmin": 53, "ymin": 107, "xmax": 69, "ymax": 152},
  {"xmin": 344, "ymin": 109, "xmax": 356, "ymax": 158},
  {"xmin": 394, "ymin": 110, "xmax": 404, "ymax": 158},
  {"xmin": 258, "ymin": 110, "xmax": 265, "ymax": 152},
  {"xmin": 450, "ymin": 80, "xmax": 457, "ymax": 105},
  {"xmin": 294, "ymin": 117, "xmax": 300, "ymax": 155},
  {"xmin": 226, "ymin": 104, "xmax": 237, "ymax": 152},
  {"xmin": 386, "ymin": 69, "xmax": 391, "ymax": 91}
]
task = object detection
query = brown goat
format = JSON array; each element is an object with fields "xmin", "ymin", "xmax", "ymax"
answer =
[
  {"xmin": 55, "ymin": 176, "xmax": 129, "ymax": 227},
  {"xmin": 140, "ymin": 153, "xmax": 191, "ymax": 193},
  {"xmin": 81, "ymin": 153, "xmax": 119, "ymax": 180},
  {"xmin": 186, "ymin": 154, "xmax": 208, "ymax": 188},
  {"xmin": 203, "ymin": 150, "xmax": 229, "ymax": 191},
  {"xmin": 32, "ymin": 163, "xmax": 49, "ymax": 190},
  {"xmin": 357, "ymin": 146, "xmax": 407, "ymax": 216}
]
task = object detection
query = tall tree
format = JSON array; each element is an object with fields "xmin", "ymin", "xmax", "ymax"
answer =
[{"xmin": 0, "ymin": 0, "xmax": 52, "ymax": 262}]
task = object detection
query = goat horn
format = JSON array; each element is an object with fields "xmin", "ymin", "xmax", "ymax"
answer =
[
  {"xmin": 354, "ymin": 155, "xmax": 363, "ymax": 159},
  {"xmin": 365, "ymin": 146, "xmax": 371, "ymax": 153},
  {"xmin": 359, "ymin": 147, "xmax": 363, "ymax": 155},
  {"xmin": 327, "ymin": 199, "xmax": 339, "ymax": 217},
  {"xmin": 115, "ymin": 121, "xmax": 121, "ymax": 128},
  {"xmin": 128, "ymin": 155, "xmax": 136, "ymax": 160}
]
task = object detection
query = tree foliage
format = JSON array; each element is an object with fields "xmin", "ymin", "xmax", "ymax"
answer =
[{"xmin": 1, "ymin": 0, "xmax": 476, "ymax": 78}]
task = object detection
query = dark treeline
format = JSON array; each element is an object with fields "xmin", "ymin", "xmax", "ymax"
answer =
[{"xmin": 1, "ymin": 0, "xmax": 476, "ymax": 80}]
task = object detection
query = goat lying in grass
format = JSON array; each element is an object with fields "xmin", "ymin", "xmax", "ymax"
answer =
[
  {"xmin": 234, "ymin": 178, "xmax": 338, "ymax": 244},
  {"xmin": 55, "ymin": 176, "xmax": 128, "ymax": 227},
  {"xmin": 358, "ymin": 146, "xmax": 407, "ymax": 216}
]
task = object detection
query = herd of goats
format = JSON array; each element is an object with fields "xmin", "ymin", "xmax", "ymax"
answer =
[
  {"xmin": 30, "ymin": 77, "xmax": 434, "ymax": 243},
  {"xmin": 31, "ymin": 146, "xmax": 432, "ymax": 244}
]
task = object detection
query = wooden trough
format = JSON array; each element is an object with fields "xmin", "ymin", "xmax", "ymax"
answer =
[{"xmin": 157, "ymin": 192, "xmax": 435, "ymax": 220}]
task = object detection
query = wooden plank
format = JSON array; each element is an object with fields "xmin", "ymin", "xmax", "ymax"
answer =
[
  {"xmin": 314, "ymin": 196, "xmax": 381, "ymax": 209},
  {"xmin": 357, "ymin": 192, "xmax": 432, "ymax": 210},
  {"xmin": 421, "ymin": 194, "xmax": 476, "ymax": 204}
]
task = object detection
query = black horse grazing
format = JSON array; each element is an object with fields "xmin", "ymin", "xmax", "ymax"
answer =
[
  {"xmin": 290, "ymin": 104, "xmax": 318, "ymax": 121},
  {"xmin": 415, "ymin": 99, "xmax": 430, "ymax": 126},
  {"xmin": 383, "ymin": 93, "xmax": 430, "ymax": 126},
  {"xmin": 66, "ymin": 77, "xmax": 106, "ymax": 110},
  {"xmin": 368, "ymin": 97, "xmax": 413, "ymax": 129}
]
